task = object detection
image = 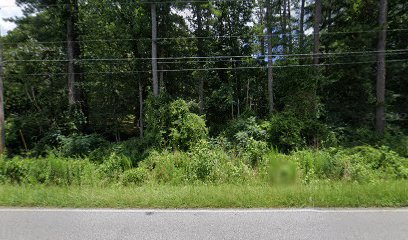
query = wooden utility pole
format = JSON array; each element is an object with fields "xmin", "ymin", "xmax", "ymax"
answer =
[
  {"xmin": 267, "ymin": 0, "xmax": 274, "ymax": 114},
  {"xmin": 0, "ymin": 43, "xmax": 5, "ymax": 154},
  {"xmin": 376, "ymin": 0, "xmax": 388, "ymax": 134},
  {"xmin": 151, "ymin": 3, "xmax": 159, "ymax": 97}
]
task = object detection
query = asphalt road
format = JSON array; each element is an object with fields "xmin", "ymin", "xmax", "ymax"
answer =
[{"xmin": 0, "ymin": 209, "xmax": 407, "ymax": 240}]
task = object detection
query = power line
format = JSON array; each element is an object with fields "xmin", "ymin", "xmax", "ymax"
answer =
[
  {"xmin": 3, "ymin": 59, "xmax": 406, "ymax": 77},
  {"xmin": 2, "ymin": 29, "xmax": 408, "ymax": 46},
  {"xmin": 3, "ymin": 49, "xmax": 407, "ymax": 63},
  {"xmin": 4, "ymin": 50, "xmax": 407, "ymax": 67},
  {"xmin": 0, "ymin": 0, "xmax": 261, "ymax": 9}
]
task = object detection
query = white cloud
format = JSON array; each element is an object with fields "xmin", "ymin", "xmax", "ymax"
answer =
[{"xmin": 0, "ymin": 0, "xmax": 23, "ymax": 36}]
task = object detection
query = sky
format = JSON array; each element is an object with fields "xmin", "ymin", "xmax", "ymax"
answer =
[{"xmin": 0, "ymin": 0, "xmax": 23, "ymax": 36}]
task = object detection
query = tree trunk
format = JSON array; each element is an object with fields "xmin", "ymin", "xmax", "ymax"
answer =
[
  {"xmin": 376, "ymin": 0, "xmax": 388, "ymax": 134},
  {"xmin": 299, "ymin": 0, "xmax": 305, "ymax": 50},
  {"xmin": 196, "ymin": 4, "xmax": 205, "ymax": 114},
  {"xmin": 267, "ymin": 0, "xmax": 274, "ymax": 114},
  {"xmin": 0, "ymin": 44, "xmax": 5, "ymax": 154},
  {"xmin": 67, "ymin": 0, "xmax": 78, "ymax": 105},
  {"xmin": 259, "ymin": 0, "xmax": 266, "ymax": 56},
  {"xmin": 287, "ymin": 0, "xmax": 292, "ymax": 53},
  {"xmin": 139, "ymin": 80, "xmax": 144, "ymax": 138},
  {"xmin": 151, "ymin": 3, "xmax": 159, "ymax": 97},
  {"xmin": 313, "ymin": 0, "xmax": 322, "ymax": 65},
  {"xmin": 282, "ymin": 0, "xmax": 287, "ymax": 54}
]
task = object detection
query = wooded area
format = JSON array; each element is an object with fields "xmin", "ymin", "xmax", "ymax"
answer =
[{"xmin": 0, "ymin": 0, "xmax": 407, "ymax": 194}]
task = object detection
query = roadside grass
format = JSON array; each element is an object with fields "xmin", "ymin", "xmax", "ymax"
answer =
[{"xmin": 0, "ymin": 181, "xmax": 407, "ymax": 208}]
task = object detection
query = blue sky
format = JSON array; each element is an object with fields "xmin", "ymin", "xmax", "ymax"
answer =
[{"xmin": 0, "ymin": 0, "xmax": 23, "ymax": 36}]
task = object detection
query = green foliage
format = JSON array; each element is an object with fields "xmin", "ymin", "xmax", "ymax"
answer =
[
  {"xmin": 138, "ymin": 141, "xmax": 252, "ymax": 184},
  {"xmin": 169, "ymin": 100, "xmax": 208, "ymax": 150},
  {"xmin": 266, "ymin": 112, "xmax": 337, "ymax": 152},
  {"xmin": 145, "ymin": 97, "xmax": 208, "ymax": 150},
  {"xmin": 89, "ymin": 137, "xmax": 151, "ymax": 165},
  {"xmin": 98, "ymin": 153, "xmax": 132, "ymax": 181},
  {"xmin": 267, "ymin": 113, "xmax": 306, "ymax": 152},
  {"xmin": 1, "ymin": 144, "xmax": 406, "ymax": 187},
  {"xmin": 294, "ymin": 146, "xmax": 408, "ymax": 183},
  {"xmin": 122, "ymin": 168, "xmax": 148, "ymax": 186},
  {"xmin": 0, "ymin": 155, "xmax": 98, "ymax": 186},
  {"xmin": 59, "ymin": 134, "xmax": 107, "ymax": 157},
  {"xmin": 225, "ymin": 117, "xmax": 268, "ymax": 142},
  {"xmin": 140, "ymin": 150, "xmax": 190, "ymax": 184},
  {"xmin": 260, "ymin": 150, "xmax": 298, "ymax": 185}
]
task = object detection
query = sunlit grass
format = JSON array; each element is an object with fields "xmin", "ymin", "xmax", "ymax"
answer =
[{"xmin": 0, "ymin": 181, "xmax": 407, "ymax": 208}]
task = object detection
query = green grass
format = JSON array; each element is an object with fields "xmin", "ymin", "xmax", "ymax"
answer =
[{"xmin": 0, "ymin": 181, "xmax": 407, "ymax": 208}]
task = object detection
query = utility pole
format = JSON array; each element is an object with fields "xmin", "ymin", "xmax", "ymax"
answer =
[{"xmin": 0, "ymin": 40, "xmax": 5, "ymax": 154}]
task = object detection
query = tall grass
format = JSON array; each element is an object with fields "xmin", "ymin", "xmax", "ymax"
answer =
[{"xmin": 0, "ymin": 181, "xmax": 406, "ymax": 208}]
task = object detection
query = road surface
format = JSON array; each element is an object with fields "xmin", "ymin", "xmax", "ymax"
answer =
[{"xmin": 0, "ymin": 209, "xmax": 407, "ymax": 240}]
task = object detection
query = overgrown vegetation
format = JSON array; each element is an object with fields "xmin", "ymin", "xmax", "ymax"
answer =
[{"xmin": 0, "ymin": 0, "xmax": 407, "ymax": 208}]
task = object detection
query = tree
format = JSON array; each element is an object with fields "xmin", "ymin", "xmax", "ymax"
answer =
[
  {"xmin": 299, "ymin": 0, "xmax": 306, "ymax": 50},
  {"xmin": 0, "ymin": 43, "xmax": 5, "ymax": 154},
  {"xmin": 67, "ymin": 0, "xmax": 81, "ymax": 106},
  {"xmin": 376, "ymin": 0, "xmax": 388, "ymax": 134},
  {"xmin": 313, "ymin": 0, "xmax": 322, "ymax": 65},
  {"xmin": 151, "ymin": 3, "xmax": 159, "ymax": 97},
  {"xmin": 267, "ymin": 0, "xmax": 274, "ymax": 114}
]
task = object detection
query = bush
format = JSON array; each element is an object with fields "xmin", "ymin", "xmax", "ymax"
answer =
[
  {"xmin": 122, "ymin": 168, "xmax": 148, "ymax": 186},
  {"xmin": 169, "ymin": 101, "xmax": 208, "ymax": 150},
  {"xmin": 267, "ymin": 113, "xmax": 306, "ymax": 152},
  {"xmin": 266, "ymin": 112, "xmax": 336, "ymax": 152},
  {"xmin": 224, "ymin": 117, "xmax": 267, "ymax": 142},
  {"xmin": 138, "ymin": 141, "xmax": 253, "ymax": 184},
  {"xmin": 59, "ymin": 134, "xmax": 108, "ymax": 157},
  {"xmin": 98, "ymin": 153, "xmax": 132, "ymax": 181},
  {"xmin": 89, "ymin": 137, "xmax": 151, "ymax": 165},
  {"xmin": 260, "ymin": 150, "xmax": 298, "ymax": 185},
  {"xmin": 145, "ymin": 97, "xmax": 208, "ymax": 151},
  {"xmin": 293, "ymin": 146, "xmax": 408, "ymax": 183},
  {"xmin": 140, "ymin": 150, "xmax": 190, "ymax": 184}
]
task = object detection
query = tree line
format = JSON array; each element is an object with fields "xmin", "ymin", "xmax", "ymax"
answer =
[{"xmin": 0, "ymin": 0, "xmax": 406, "ymax": 155}]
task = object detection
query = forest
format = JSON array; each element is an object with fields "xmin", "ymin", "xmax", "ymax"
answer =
[{"xmin": 0, "ymin": 0, "xmax": 407, "ymax": 207}]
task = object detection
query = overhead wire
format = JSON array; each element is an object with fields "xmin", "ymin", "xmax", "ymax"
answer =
[
  {"xmin": 3, "ymin": 59, "xmax": 407, "ymax": 77},
  {"xmin": 2, "ymin": 28, "xmax": 408, "ymax": 46},
  {"xmin": 3, "ymin": 49, "xmax": 408, "ymax": 63}
]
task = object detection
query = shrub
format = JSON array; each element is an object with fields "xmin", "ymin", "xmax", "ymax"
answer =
[
  {"xmin": 59, "ymin": 134, "xmax": 108, "ymax": 157},
  {"xmin": 145, "ymin": 97, "xmax": 208, "ymax": 150},
  {"xmin": 293, "ymin": 146, "xmax": 408, "ymax": 183},
  {"xmin": 169, "ymin": 107, "xmax": 208, "ymax": 150},
  {"xmin": 224, "ymin": 117, "xmax": 268, "ymax": 142},
  {"xmin": 89, "ymin": 137, "xmax": 151, "ymax": 165},
  {"xmin": 122, "ymin": 168, "xmax": 148, "ymax": 186},
  {"xmin": 235, "ymin": 136, "xmax": 269, "ymax": 167},
  {"xmin": 267, "ymin": 113, "xmax": 306, "ymax": 152},
  {"xmin": 260, "ymin": 150, "xmax": 298, "ymax": 185},
  {"xmin": 98, "ymin": 153, "xmax": 132, "ymax": 181},
  {"xmin": 189, "ymin": 141, "xmax": 253, "ymax": 183},
  {"xmin": 140, "ymin": 150, "xmax": 190, "ymax": 184}
]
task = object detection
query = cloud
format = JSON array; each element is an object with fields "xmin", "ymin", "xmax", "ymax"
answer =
[{"xmin": 0, "ymin": 0, "xmax": 23, "ymax": 35}]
